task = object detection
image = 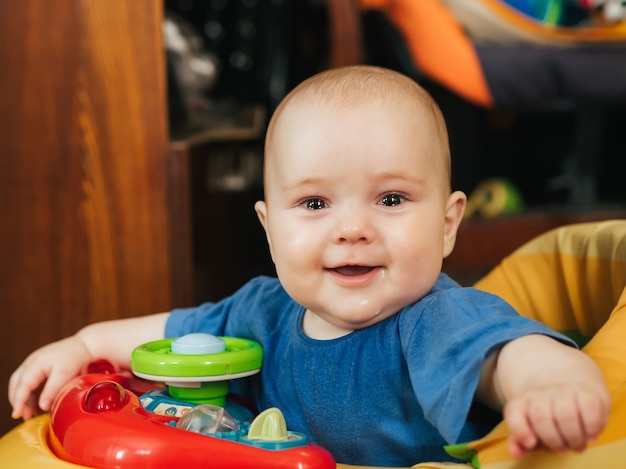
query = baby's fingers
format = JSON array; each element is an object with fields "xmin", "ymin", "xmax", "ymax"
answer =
[
  {"xmin": 552, "ymin": 392, "xmax": 587, "ymax": 452},
  {"xmin": 9, "ymin": 365, "xmax": 47, "ymax": 419},
  {"xmin": 505, "ymin": 395, "xmax": 570, "ymax": 456},
  {"xmin": 36, "ymin": 365, "xmax": 82, "ymax": 412},
  {"xmin": 505, "ymin": 388, "xmax": 610, "ymax": 458},
  {"xmin": 578, "ymin": 390, "xmax": 610, "ymax": 440},
  {"xmin": 532, "ymin": 390, "xmax": 608, "ymax": 453},
  {"xmin": 9, "ymin": 338, "xmax": 89, "ymax": 419},
  {"xmin": 503, "ymin": 398, "xmax": 540, "ymax": 458}
]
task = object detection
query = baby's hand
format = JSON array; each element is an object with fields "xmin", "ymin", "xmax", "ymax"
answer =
[
  {"xmin": 8, "ymin": 336, "xmax": 92, "ymax": 420},
  {"xmin": 503, "ymin": 383, "xmax": 610, "ymax": 458}
]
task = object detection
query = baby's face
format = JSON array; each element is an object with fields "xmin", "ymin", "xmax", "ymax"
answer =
[{"xmin": 256, "ymin": 98, "xmax": 465, "ymax": 338}]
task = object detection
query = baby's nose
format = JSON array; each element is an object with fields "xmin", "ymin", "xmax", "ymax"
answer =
[{"xmin": 333, "ymin": 211, "xmax": 375, "ymax": 244}]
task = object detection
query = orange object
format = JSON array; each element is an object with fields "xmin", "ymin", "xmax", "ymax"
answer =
[{"xmin": 359, "ymin": 0, "xmax": 494, "ymax": 107}]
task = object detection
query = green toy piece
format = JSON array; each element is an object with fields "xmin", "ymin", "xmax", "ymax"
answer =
[{"xmin": 131, "ymin": 333, "xmax": 263, "ymax": 406}]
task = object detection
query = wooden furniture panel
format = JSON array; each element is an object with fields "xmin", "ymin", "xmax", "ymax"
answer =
[{"xmin": 0, "ymin": 1, "xmax": 171, "ymax": 435}]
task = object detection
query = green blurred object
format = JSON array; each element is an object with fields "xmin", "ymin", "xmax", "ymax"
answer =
[{"xmin": 464, "ymin": 178, "xmax": 524, "ymax": 219}]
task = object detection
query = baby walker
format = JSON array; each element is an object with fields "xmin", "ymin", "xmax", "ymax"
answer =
[{"xmin": 2, "ymin": 333, "xmax": 335, "ymax": 469}]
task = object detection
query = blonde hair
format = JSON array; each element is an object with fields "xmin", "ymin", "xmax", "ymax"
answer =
[{"xmin": 265, "ymin": 65, "xmax": 451, "ymax": 190}]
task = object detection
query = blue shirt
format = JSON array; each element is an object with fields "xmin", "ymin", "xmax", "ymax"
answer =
[{"xmin": 165, "ymin": 274, "xmax": 572, "ymax": 466}]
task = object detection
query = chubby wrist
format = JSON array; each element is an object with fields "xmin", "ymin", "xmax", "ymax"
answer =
[
  {"xmin": 497, "ymin": 335, "xmax": 608, "ymax": 401},
  {"xmin": 74, "ymin": 324, "xmax": 100, "ymax": 362}
]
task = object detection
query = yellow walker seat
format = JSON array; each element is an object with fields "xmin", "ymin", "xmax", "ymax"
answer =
[{"xmin": 447, "ymin": 219, "xmax": 626, "ymax": 468}]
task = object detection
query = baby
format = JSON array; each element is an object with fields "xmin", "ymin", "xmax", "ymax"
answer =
[{"xmin": 9, "ymin": 66, "xmax": 609, "ymax": 466}]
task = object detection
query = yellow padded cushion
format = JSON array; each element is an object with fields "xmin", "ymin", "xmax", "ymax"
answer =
[
  {"xmin": 456, "ymin": 220, "xmax": 626, "ymax": 468},
  {"xmin": 474, "ymin": 220, "xmax": 626, "ymax": 339}
]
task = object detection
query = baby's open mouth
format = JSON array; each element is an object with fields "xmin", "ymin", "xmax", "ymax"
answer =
[{"xmin": 332, "ymin": 265, "xmax": 376, "ymax": 276}]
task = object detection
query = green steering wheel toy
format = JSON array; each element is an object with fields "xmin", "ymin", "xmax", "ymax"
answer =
[{"xmin": 131, "ymin": 333, "xmax": 263, "ymax": 406}]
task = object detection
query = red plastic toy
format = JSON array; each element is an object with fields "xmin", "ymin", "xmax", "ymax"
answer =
[{"xmin": 45, "ymin": 347, "xmax": 335, "ymax": 468}]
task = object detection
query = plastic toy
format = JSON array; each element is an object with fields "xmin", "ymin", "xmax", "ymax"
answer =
[
  {"xmin": 464, "ymin": 178, "xmax": 524, "ymax": 219},
  {"xmin": 500, "ymin": 0, "xmax": 626, "ymax": 26},
  {"xmin": 1, "ymin": 334, "xmax": 335, "ymax": 469}
]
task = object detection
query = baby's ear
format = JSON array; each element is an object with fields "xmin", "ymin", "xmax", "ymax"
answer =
[
  {"xmin": 254, "ymin": 200, "xmax": 268, "ymax": 230},
  {"xmin": 254, "ymin": 201, "xmax": 275, "ymax": 262},
  {"xmin": 442, "ymin": 190, "xmax": 467, "ymax": 258}
]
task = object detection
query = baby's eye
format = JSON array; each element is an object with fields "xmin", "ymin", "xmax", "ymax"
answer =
[
  {"xmin": 301, "ymin": 198, "xmax": 327, "ymax": 210},
  {"xmin": 379, "ymin": 193, "xmax": 405, "ymax": 207}
]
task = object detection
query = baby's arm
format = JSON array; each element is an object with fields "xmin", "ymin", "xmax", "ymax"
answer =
[
  {"xmin": 477, "ymin": 334, "xmax": 610, "ymax": 458},
  {"xmin": 9, "ymin": 312, "xmax": 170, "ymax": 420}
]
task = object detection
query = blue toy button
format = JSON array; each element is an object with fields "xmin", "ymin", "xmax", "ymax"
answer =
[{"xmin": 171, "ymin": 333, "xmax": 226, "ymax": 355}]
